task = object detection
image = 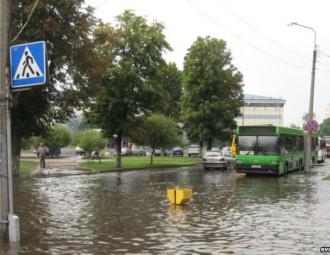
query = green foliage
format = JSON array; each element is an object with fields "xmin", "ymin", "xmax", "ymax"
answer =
[
  {"xmin": 88, "ymin": 11, "xmax": 172, "ymax": 138},
  {"xmin": 319, "ymin": 118, "xmax": 330, "ymax": 136},
  {"xmin": 138, "ymin": 114, "xmax": 181, "ymax": 164},
  {"xmin": 44, "ymin": 126, "xmax": 72, "ymax": 148},
  {"xmin": 29, "ymin": 136, "xmax": 44, "ymax": 150},
  {"xmin": 181, "ymin": 36, "xmax": 244, "ymax": 148},
  {"xmin": 157, "ymin": 63, "xmax": 183, "ymax": 121},
  {"xmin": 86, "ymin": 11, "xmax": 172, "ymax": 167},
  {"xmin": 288, "ymin": 123, "xmax": 301, "ymax": 130},
  {"xmin": 74, "ymin": 129, "xmax": 107, "ymax": 156},
  {"xmin": 29, "ymin": 126, "xmax": 72, "ymax": 149},
  {"xmin": 10, "ymin": 0, "xmax": 100, "ymax": 156}
]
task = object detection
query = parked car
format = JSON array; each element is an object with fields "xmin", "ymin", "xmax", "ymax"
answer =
[
  {"xmin": 172, "ymin": 147, "xmax": 184, "ymax": 157},
  {"xmin": 132, "ymin": 145, "xmax": 147, "ymax": 156},
  {"xmin": 188, "ymin": 144, "xmax": 200, "ymax": 157},
  {"xmin": 154, "ymin": 149, "xmax": 162, "ymax": 156},
  {"xmin": 49, "ymin": 147, "xmax": 61, "ymax": 157},
  {"xmin": 120, "ymin": 147, "xmax": 133, "ymax": 156},
  {"xmin": 202, "ymin": 150, "xmax": 236, "ymax": 170},
  {"xmin": 154, "ymin": 148, "xmax": 172, "ymax": 156},
  {"xmin": 75, "ymin": 146, "xmax": 85, "ymax": 156}
]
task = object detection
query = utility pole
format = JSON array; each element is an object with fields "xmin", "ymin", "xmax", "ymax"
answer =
[
  {"xmin": 288, "ymin": 22, "xmax": 317, "ymax": 172},
  {"xmin": 0, "ymin": 0, "xmax": 20, "ymax": 242},
  {"xmin": 0, "ymin": 0, "xmax": 11, "ymax": 241}
]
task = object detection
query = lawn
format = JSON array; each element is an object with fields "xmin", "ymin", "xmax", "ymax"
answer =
[
  {"xmin": 20, "ymin": 161, "xmax": 39, "ymax": 175},
  {"xmin": 79, "ymin": 156, "xmax": 201, "ymax": 172},
  {"xmin": 322, "ymin": 175, "xmax": 330, "ymax": 181}
]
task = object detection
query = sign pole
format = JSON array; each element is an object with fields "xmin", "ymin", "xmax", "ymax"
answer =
[{"xmin": 0, "ymin": 0, "xmax": 10, "ymax": 241}]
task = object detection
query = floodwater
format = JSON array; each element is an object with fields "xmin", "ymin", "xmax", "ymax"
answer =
[{"xmin": 2, "ymin": 163, "xmax": 330, "ymax": 254}]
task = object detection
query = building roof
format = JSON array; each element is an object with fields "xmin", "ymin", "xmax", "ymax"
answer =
[{"xmin": 244, "ymin": 94, "xmax": 286, "ymax": 104}]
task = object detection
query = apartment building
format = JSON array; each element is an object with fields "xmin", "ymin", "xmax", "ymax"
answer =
[{"xmin": 236, "ymin": 94, "xmax": 286, "ymax": 126}]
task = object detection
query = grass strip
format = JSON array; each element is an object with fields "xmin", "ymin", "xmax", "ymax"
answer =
[{"xmin": 79, "ymin": 156, "xmax": 201, "ymax": 171}]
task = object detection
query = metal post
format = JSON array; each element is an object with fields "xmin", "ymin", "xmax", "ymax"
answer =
[
  {"xmin": 0, "ymin": 0, "xmax": 10, "ymax": 241},
  {"xmin": 0, "ymin": 0, "xmax": 20, "ymax": 242},
  {"xmin": 7, "ymin": 89, "xmax": 20, "ymax": 242},
  {"xmin": 288, "ymin": 22, "xmax": 317, "ymax": 172}
]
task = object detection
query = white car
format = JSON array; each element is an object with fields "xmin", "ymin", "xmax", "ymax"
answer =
[
  {"xmin": 132, "ymin": 145, "xmax": 147, "ymax": 156},
  {"xmin": 75, "ymin": 146, "xmax": 85, "ymax": 156},
  {"xmin": 202, "ymin": 150, "xmax": 236, "ymax": 170},
  {"xmin": 188, "ymin": 144, "xmax": 200, "ymax": 157}
]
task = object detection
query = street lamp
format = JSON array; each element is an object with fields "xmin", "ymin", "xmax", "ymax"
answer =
[{"xmin": 288, "ymin": 22, "xmax": 317, "ymax": 172}]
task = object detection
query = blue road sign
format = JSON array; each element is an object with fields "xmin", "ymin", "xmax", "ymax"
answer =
[{"xmin": 10, "ymin": 41, "xmax": 47, "ymax": 88}]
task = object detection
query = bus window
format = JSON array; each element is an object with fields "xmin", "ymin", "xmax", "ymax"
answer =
[
  {"xmin": 258, "ymin": 136, "xmax": 279, "ymax": 155},
  {"xmin": 238, "ymin": 136, "xmax": 257, "ymax": 155}
]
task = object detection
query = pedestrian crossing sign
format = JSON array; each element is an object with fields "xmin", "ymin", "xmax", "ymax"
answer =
[{"xmin": 10, "ymin": 41, "xmax": 47, "ymax": 88}]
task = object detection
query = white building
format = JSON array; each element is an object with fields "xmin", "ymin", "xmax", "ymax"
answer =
[
  {"xmin": 324, "ymin": 104, "xmax": 330, "ymax": 120},
  {"xmin": 236, "ymin": 94, "xmax": 286, "ymax": 126}
]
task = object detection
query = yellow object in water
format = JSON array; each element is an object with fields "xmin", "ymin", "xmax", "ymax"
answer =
[
  {"xmin": 236, "ymin": 173, "xmax": 246, "ymax": 179},
  {"xmin": 167, "ymin": 188, "xmax": 192, "ymax": 205}
]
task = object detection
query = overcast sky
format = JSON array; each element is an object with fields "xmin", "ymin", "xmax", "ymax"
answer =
[{"xmin": 87, "ymin": 0, "xmax": 330, "ymax": 127}]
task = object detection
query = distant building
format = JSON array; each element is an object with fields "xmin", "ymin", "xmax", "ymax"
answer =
[
  {"xmin": 325, "ymin": 104, "xmax": 330, "ymax": 120},
  {"xmin": 236, "ymin": 94, "xmax": 286, "ymax": 126}
]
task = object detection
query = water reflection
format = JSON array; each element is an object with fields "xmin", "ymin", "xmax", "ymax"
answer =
[{"xmin": 6, "ymin": 164, "xmax": 330, "ymax": 254}]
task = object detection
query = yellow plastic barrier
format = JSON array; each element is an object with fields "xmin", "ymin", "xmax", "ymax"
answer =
[
  {"xmin": 236, "ymin": 173, "xmax": 246, "ymax": 179},
  {"xmin": 167, "ymin": 188, "xmax": 192, "ymax": 205}
]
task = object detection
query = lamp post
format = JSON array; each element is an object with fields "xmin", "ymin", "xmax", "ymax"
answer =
[{"xmin": 288, "ymin": 22, "xmax": 317, "ymax": 172}]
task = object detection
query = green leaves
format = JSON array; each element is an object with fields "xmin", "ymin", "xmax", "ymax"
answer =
[{"xmin": 181, "ymin": 36, "xmax": 244, "ymax": 148}]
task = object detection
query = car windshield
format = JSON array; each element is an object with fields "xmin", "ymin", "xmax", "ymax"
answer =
[{"xmin": 238, "ymin": 136, "xmax": 279, "ymax": 155}]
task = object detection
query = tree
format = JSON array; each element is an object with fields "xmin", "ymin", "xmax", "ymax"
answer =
[
  {"xmin": 135, "ymin": 114, "xmax": 181, "ymax": 164},
  {"xmin": 158, "ymin": 63, "xmax": 182, "ymax": 121},
  {"xmin": 87, "ymin": 11, "xmax": 172, "ymax": 168},
  {"xmin": 181, "ymin": 36, "xmax": 244, "ymax": 150},
  {"xmin": 319, "ymin": 118, "xmax": 330, "ymax": 136},
  {"xmin": 10, "ymin": 0, "xmax": 100, "ymax": 175},
  {"xmin": 288, "ymin": 123, "xmax": 301, "ymax": 130},
  {"xmin": 43, "ymin": 126, "xmax": 72, "ymax": 149},
  {"xmin": 74, "ymin": 130, "xmax": 107, "ymax": 157}
]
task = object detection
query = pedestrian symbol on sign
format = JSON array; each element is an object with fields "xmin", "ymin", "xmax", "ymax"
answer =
[{"xmin": 14, "ymin": 47, "xmax": 42, "ymax": 79}]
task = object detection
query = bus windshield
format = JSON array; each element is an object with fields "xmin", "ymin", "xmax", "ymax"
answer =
[{"xmin": 238, "ymin": 136, "xmax": 279, "ymax": 156}]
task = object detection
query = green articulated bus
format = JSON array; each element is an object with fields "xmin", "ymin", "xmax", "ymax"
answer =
[{"xmin": 235, "ymin": 125, "xmax": 318, "ymax": 176}]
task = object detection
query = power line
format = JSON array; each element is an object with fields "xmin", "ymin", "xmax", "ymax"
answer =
[
  {"xmin": 217, "ymin": 0, "xmax": 330, "ymax": 68},
  {"xmin": 215, "ymin": 0, "xmax": 312, "ymax": 63},
  {"xmin": 185, "ymin": 0, "xmax": 330, "ymax": 71}
]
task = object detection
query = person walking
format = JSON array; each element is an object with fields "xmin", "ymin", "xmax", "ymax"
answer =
[
  {"xmin": 38, "ymin": 143, "xmax": 47, "ymax": 168},
  {"xmin": 93, "ymin": 147, "xmax": 101, "ymax": 163}
]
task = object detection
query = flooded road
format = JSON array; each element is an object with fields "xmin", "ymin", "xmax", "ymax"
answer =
[{"xmin": 2, "ymin": 163, "xmax": 330, "ymax": 254}]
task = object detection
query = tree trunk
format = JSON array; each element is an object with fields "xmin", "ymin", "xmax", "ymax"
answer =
[
  {"xmin": 115, "ymin": 133, "xmax": 122, "ymax": 168},
  {"xmin": 207, "ymin": 138, "xmax": 212, "ymax": 151},
  {"xmin": 150, "ymin": 148, "xmax": 155, "ymax": 165},
  {"xmin": 199, "ymin": 140, "xmax": 204, "ymax": 156}
]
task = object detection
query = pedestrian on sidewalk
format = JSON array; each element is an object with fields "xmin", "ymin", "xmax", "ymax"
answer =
[
  {"xmin": 93, "ymin": 147, "xmax": 101, "ymax": 163},
  {"xmin": 38, "ymin": 143, "xmax": 47, "ymax": 168}
]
